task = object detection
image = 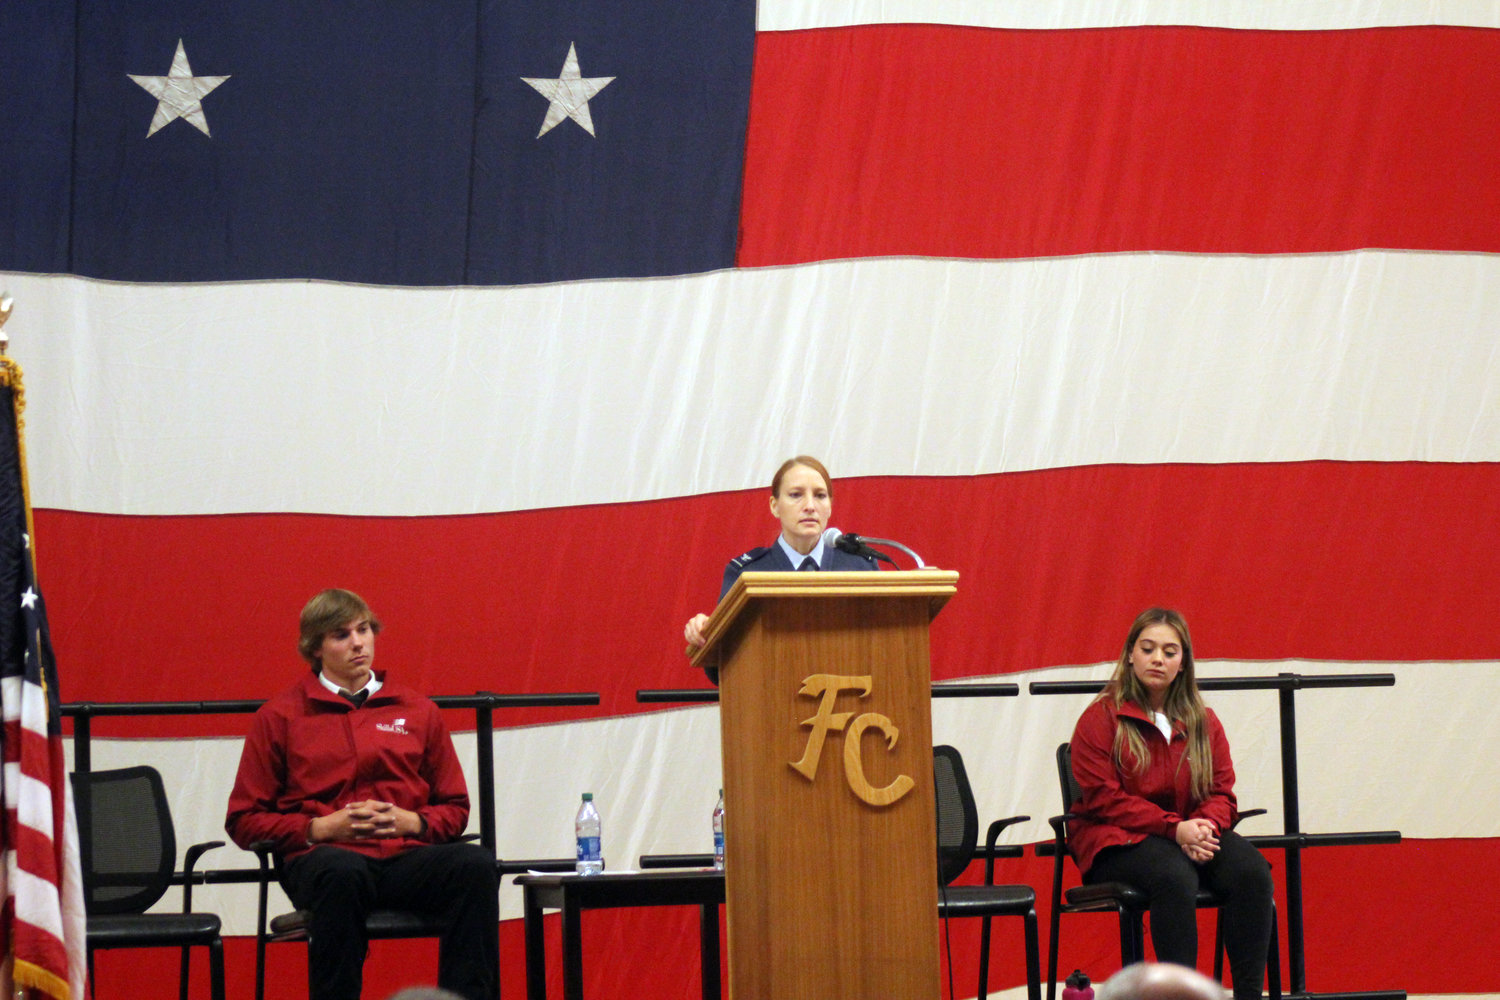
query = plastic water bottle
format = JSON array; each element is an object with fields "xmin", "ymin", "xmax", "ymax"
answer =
[
  {"xmin": 712, "ymin": 789, "xmax": 725, "ymax": 870},
  {"xmin": 1062, "ymin": 970, "xmax": 1093, "ymax": 1000},
  {"xmin": 574, "ymin": 793, "xmax": 603, "ymax": 875}
]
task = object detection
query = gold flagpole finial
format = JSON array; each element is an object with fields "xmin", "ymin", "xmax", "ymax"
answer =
[{"xmin": 0, "ymin": 293, "xmax": 12, "ymax": 356}]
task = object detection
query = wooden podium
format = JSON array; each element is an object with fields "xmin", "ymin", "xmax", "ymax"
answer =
[{"xmin": 689, "ymin": 570, "xmax": 959, "ymax": 1000}]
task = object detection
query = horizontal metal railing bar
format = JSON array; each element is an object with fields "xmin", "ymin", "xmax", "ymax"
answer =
[
  {"xmin": 499, "ymin": 858, "xmax": 577, "ymax": 875},
  {"xmin": 63, "ymin": 700, "xmax": 267, "ymax": 716},
  {"xmin": 1036, "ymin": 830, "xmax": 1400, "ymax": 857},
  {"xmin": 191, "ymin": 857, "xmax": 578, "ymax": 887},
  {"xmin": 1242, "ymin": 831, "xmax": 1401, "ymax": 850},
  {"xmin": 61, "ymin": 691, "xmax": 600, "ymax": 717},
  {"xmin": 640, "ymin": 853, "xmax": 715, "ymax": 869},
  {"xmin": 1029, "ymin": 673, "xmax": 1396, "ymax": 696},
  {"xmin": 636, "ymin": 689, "xmax": 720, "ymax": 703},
  {"xmin": 932, "ymin": 683, "xmax": 1019, "ymax": 698}
]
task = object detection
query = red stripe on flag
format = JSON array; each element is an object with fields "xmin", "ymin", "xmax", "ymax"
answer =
[
  {"xmin": 36, "ymin": 460, "xmax": 1500, "ymax": 738},
  {"xmin": 738, "ymin": 24, "xmax": 1500, "ymax": 265}
]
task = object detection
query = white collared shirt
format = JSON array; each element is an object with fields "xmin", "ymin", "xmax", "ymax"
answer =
[
  {"xmin": 1151, "ymin": 709, "xmax": 1173, "ymax": 741},
  {"xmin": 317, "ymin": 669, "xmax": 383, "ymax": 700},
  {"xmin": 777, "ymin": 534, "xmax": 826, "ymax": 570}
]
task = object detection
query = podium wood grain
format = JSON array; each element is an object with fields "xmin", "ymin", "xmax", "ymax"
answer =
[{"xmin": 691, "ymin": 571, "xmax": 957, "ymax": 1000}]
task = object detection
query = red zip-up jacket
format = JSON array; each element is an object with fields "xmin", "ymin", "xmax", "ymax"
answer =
[
  {"xmin": 225, "ymin": 671, "xmax": 470, "ymax": 860},
  {"xmin": 1066, "ymin": 696, "xmax": 1238, "ymax": 875}
]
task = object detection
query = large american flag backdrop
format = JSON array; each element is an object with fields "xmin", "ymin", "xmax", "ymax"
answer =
[{"xmin": 3, "ymin": 1, "xmax": 1498, "ymax": 997}]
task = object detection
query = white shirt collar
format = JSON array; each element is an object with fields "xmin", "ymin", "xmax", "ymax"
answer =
[
  {"xmin": 777, "ymin": 534, "xmax": 826, "ymax": 569},
  {"xmin": 317, "ymin": 669, "xmax": 383, "ymax": 699}
]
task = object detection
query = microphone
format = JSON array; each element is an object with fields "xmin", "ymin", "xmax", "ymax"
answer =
[{"xmin": 822, "ymin": 527, "xmax": 902, "ymax": 567}]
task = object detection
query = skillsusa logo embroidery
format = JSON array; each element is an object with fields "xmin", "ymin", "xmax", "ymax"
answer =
[{"xmin": 376, "ymin": 717, "xmax": 410, "ymax": 735}]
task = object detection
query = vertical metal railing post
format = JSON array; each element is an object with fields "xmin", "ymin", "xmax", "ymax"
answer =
[{"xmin": 1278, "ymin": 674, "xmax": 1306, "ymax": 995}]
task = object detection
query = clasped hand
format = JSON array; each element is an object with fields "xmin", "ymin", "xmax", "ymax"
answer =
[
  {"xmin": 310, "ymin": 800, "xmax": 420, "ymax": 843},
  {"xmin": 1175, "ymin": 817, "xmax": 1220, "ymax": 863}
]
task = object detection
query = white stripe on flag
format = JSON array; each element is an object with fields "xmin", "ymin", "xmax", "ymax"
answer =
[
  {"xmin": 7, "ymin": 251, "xmax": 1499, "ymax": 517},
  {"xmin": 1, "ymin": 674, "xmax": 20, "ymax": 722},
  {"xmin": 6, "ymin": 864, "xmax": 68, "ymax": 942},
  {"xmin": 756, "ymin": 0, "xmax": 1500, "ymax": 31}
]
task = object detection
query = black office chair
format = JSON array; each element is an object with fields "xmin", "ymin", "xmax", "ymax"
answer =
[
  {"xmin": 933, "ymin": 744, "xmax": 1042, "ymax": 1000},
  {"xmin": 71, "ymin": 766, "xmax": 226, "ymax": 1000},
  {"xmin": 1044, "ymin": 742, "xmax": 1281, "ymax": 1000},
  {"xmin": 250, "ymin": 838, "xmax": 495, "ymax": 1000}
]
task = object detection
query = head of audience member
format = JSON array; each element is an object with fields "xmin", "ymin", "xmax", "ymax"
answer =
[
  {"xmin": 297, "ymin": 588, "xmax": 383, "ymax": 673},
  {"xmin": 1095, "ymin": 962, "xmax": 1227, "ymax": 1000},
  {"xmin": 1107, "ymin": 606, "xmax": 1200, "ymax": 714},
  {"xmin": 769, "ymin": 455, "xmax": 834, "ymax": 555},
  {"xmin": 1103, "ymin": 606, "xmax": 1218, "ymax": 799},
  {"xmin": 384, "ymin": 988, "xmax": 466, "ymax": 1000}
]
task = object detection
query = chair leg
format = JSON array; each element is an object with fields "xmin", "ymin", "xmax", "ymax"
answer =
[
  {"xmin": 209, "ymin": 938, "xmax": 227, "ymax": 1000},
  {"xmin": 255, "ymin": 929, "xmax": 267, "ymax": 1000},
  {"xmin": 1045, "ymin": 904, "xmax": 1062, "ymax": 1000},
  {"xmin": 180, "ymin": 943, "xmax": 192, "ymax": 1000},
  {"xmin": 1024, "ymin": 909, "xmax": 1043, "ymax": 1000},
  {"xmin": 977, "ymin": 913, "xmax": 994, "ymax": 1000},
  {"xmin": 1046, "ymin": 861, "xmax": 1065, "ymax": 1000},
  {"xmin": 1119, "ymin": 909, "xmax": 1146, "ymax": 965},
  {"xmin": 1214, "ymin": 910, "xmax": 1225, "ymax": 982},
  {"xmin": 1266, "ymin": 903, "xmax": 1282, "ymax": 1000}
]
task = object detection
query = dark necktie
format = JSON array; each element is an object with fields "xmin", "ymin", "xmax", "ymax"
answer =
[
  {"xmin": 798, "ymin": 556, "xmax": 817, "ymax": 571},
  {"xmin": 339, "ymin": 689, "xmax": 369, "ymax": 708}
]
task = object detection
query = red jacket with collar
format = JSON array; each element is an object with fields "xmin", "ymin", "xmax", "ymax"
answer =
[
  {"xmin": 225, "ymin": 671, "xmax": 470, "ymax": 860},
  {"xmin": 1067, "ymin": 695, "xmax": 1238, "ymax": 875}
]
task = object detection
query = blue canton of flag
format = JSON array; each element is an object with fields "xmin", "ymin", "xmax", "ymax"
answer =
[{"xmin": 1, "ymin": 0, "xmax": 755, "ymax": 286}]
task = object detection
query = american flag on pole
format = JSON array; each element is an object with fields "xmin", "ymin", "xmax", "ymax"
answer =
[{"xmin": 0, "ymin": 356, "xmax": 86, "ymax": 1000}]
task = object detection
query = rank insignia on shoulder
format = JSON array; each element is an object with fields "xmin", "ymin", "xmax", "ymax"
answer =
[{"xmin": 730, "ymin": 546, "xmax": 771, "ymax": 567}]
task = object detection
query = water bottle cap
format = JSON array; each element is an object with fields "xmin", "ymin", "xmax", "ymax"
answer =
[
  {"xmin": 1067, "ymin": 970, "xmax": 1090, "ymax": 988},
  {"xmin": 582, "ymin": 792, "xmax": 593, "ymax": 801}
]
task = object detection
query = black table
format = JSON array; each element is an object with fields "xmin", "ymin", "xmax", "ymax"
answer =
[{"xmin": 516, "ymin": 869, "xmax": 725, "ymax": 1000}]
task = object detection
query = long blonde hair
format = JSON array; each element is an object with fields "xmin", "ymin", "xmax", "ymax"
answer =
[{"xmin": 1100, "ymin": 607, "xmax": 1214, "ymax": 803}]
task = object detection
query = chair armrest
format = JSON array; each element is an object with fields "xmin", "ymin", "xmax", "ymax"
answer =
[
  {"xmin": 1035, "ymin": 812, "xmax": 1076, "ymax": 856},
  {"xmin": 1232, "ymin": 808, "xmax": 1267, "ymax": 829},
  {"xmin": 981, "ymin": 815, "xmax": 1030, "ymax": 883},
  {"xmin": 184, "ymin": 840, "xmax": 225, "ymax": 877},
  {"xmin": 180, "ymin": 840, "xmax": 225, "ymax": 913},
  {"xmin": 249, "ymin": 841, "xmax": 279, "ymax": 938}
]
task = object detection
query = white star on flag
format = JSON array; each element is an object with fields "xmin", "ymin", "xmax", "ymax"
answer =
[
  {"xmin": 129, "ymin": 39, "xmax": 230, "ymax": 137},
  {"xmin": 20, "ymin": 587, "xmax": 38, "ymax": 610},
  {"xmin": 521, "ymin": 42, "xmax": 614, "ymax": 138}
]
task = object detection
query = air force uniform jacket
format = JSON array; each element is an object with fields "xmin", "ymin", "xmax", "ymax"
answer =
[{"xmin": 718, "ymin": 539, "xmax": 878, "ymax": 600}]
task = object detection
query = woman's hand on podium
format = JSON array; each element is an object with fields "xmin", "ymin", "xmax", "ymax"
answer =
[{"xmin": 684, "ymin": 613, "xmax": 710, "ymax": 649}]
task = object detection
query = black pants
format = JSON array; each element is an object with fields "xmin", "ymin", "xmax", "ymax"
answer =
[
  {"xmin": 283, "ymin": 842, "xmax": 500, "ymax": 1000},
  {"xmin": 1086, "ymin": 830, "xmax": 1273, "ymax": 1000}
]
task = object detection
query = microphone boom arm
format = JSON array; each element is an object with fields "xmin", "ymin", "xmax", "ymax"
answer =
[{"xmin": 856, "ymin": 536, "xmax": 926, "ymax": 569}]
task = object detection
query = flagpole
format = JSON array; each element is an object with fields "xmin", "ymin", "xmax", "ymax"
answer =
[
  {"xmin": 2, "ymin": 290, "xmax": 21, "ymax": 1000},
  {"xmin": 2, "ymin": 291, "xmax": 16, "ymax": 1000},
  {"xmin": 0, "ymin": 294, "xmax": 37, "ymax": 561}
]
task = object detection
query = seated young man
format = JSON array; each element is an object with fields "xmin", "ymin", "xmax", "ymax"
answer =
[{"xmin": 226, "ymin": 589, "xmax": 498, "ymax": 1000}]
